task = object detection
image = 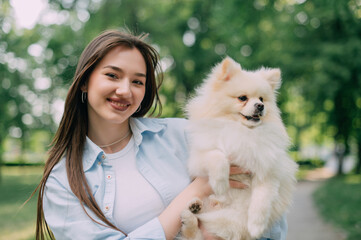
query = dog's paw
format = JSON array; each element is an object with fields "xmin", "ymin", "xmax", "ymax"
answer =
[
  {"xmin": 209, "ymin": 194, "xmax": 228, "ymax": 207},
  {"xmin": 181, "ymin": 209, "xmax": 200, "ymax": 239},
  {"xmin": 247, "ymin": 220, "xmax": 266, "ymax": 239},
  {"xmin": 210, "ymin": 177, "xmax": 229, "ymax": 195},
  {"xmin": 209, "ymin": 195, "xmax": 222, "ymax": 209},
  {"xmin": 207, "ymin": 157, "xmax": 230, "ymax": 195},
  {"xmin": 188, "ymin": 197, "xmax": 203, "ymax": 214},
  {"xmin": 181, "ymin": 209, "xmax": 198, "ymax": 229}
]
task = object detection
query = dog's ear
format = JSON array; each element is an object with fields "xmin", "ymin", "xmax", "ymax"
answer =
[
  {"xmin": 261, "ymin": 68, "xmax": 281, "ymax": 90},
  {"xmin": 216, "ymin": 57, "xmax": 241, "ymax": 81}
]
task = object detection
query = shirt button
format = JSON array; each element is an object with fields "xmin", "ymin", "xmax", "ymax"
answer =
[
  {"xmin": 105, "ymin": 206, "xmax": 109, "ymax": 211},
  {"xmin": 106, "ymin": 175, "xmax": 112, "ymax": 179},
  {"xmin": 97, "ymin": 161, "xmax": 101, "ymax": 165},
  {"xmin": 101, "ymin": 154, "xmax": 106, "ymax": 159}
]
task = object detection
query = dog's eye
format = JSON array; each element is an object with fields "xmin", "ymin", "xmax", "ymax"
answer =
[
  {"xmin": 238, "ymin": 96, "xmax": 248, "ymax": 101},
  {"xmin": 259, "ymin": 97, "xmax": 264, "ymax": 102}
]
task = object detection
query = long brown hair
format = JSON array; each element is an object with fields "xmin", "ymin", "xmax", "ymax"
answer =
[{"xmin": 34, "ymin": 30, "xmax": 163, "ymax": 239}]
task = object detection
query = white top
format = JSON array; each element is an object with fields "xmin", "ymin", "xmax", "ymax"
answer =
[{"xmin": 106, "ymin": 136, "xmax": 165, "ymax": 234}]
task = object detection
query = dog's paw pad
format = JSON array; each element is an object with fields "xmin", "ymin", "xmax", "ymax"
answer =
[
  {"xmin": 189, "ymin": 202, "xmax": 202, "ymax": 214},
  {"xmin": 188, "ymin": 198, "xmax": 203, "ymax": 214}
]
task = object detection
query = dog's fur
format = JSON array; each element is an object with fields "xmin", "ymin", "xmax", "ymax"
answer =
[{"xmin": 181, "ymin": 57, "xmax": 298, "ymax": 240}]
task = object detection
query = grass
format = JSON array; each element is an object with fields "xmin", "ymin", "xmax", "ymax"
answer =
[
  {"xmin": 0, "ymin": 166, "xmax": 43, "ymax": 240},
  {"xmin": 313, "ymin": 174, "xmax": 361, "ymax": 240}
]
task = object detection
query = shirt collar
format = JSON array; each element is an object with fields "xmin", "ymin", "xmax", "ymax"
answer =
[
  {"xmin": 83, "ymin": 117, "xmax": 166, "ymax": 172},
  {"xmin": 130, "ymin": 117, "xmax": 165, "ymax": 134},
  {"xmin": 130, "ymin": 117, "xmax": 166, "ymax": 147},
  {"xmin": 83, "ymin": 136, "xmax": 104, "ymax": 172}
]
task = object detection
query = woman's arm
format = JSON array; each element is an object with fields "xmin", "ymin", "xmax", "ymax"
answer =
[
  {"xmin": 44, "ymin": 163, "xmax": 251, "ymax": 240},
  {"xmin": 158, "ymin": 177, "xmax": 212, "ymax": 240},
  {"xmin": 159, "ymin": 166, "xmax": 252, "ymax": 240}
]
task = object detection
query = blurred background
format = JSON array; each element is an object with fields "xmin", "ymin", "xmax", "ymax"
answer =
[{"xmin": 0, "ymin": 0, "xmax": 360, "ymax": 239}]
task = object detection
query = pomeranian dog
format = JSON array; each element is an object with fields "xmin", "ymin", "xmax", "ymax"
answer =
[{"xmin": 181, "ymin": 57, "xmax": 298, "ymax": 240}]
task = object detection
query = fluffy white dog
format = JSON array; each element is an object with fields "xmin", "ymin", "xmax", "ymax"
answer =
[{"xmin": 181, "ymin": 57, "xmax": 298, "ymax": 240}]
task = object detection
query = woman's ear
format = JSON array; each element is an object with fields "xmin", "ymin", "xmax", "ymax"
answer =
[{"xmin": 80, "ymin": 84, "xmax": 88, "ymax": 92}]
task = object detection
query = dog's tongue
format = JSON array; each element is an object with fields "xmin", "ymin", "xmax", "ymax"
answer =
[{"xmin": 250, "ymin": 115, "xmax": 261, "ymax": 121}]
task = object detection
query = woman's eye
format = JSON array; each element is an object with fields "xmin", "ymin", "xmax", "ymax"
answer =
[
  {"xmin": 105, "ymin": 73, "xmax": 118, "ymax": 79},
  {"xmin": 259, "ymin": 97, "xmax": 264, "ymax": 102},
  {"xmin": 238, "ymin": 96, "xmax": 248, "ymax": 101},
  {"xmin": 133, "ymin": 80, "xmax": 144, "ymax": 86}
]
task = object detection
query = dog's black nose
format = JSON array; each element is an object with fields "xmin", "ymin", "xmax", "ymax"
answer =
[{"xmin": 255, "ymin": 103, "xmax": 264, "ymax": 111}]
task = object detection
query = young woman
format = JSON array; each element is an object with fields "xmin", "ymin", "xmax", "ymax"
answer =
[{"xmin": 36, "ymin": 30, "xmax": 287, "ymax": 240}]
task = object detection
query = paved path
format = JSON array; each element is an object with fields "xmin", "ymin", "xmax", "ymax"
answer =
[{"xmin": 287, "ymin": 180, "xmax": 346, "ymax": 240}]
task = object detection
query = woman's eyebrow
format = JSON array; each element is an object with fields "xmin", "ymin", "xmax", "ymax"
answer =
[{"xmin": 103, "ymin": 65, "xmax": 146, "ymax": 78}]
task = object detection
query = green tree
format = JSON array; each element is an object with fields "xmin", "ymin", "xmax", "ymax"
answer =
[
  {"xmin": 2, "ymin": 0, "xmax": 360, "ymax": 177},
  {"xmin": 288, "ymin": 0, "xmax": 361, "ymax": 174},
  {"xmin": 0, "ymin": 1, "xmax": 34, "ymax": 181}
]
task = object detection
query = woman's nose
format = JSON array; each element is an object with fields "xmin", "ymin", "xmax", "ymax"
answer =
[{"xmin": 115, "ymin": 79, "xmax": 132, "ymax": 97}]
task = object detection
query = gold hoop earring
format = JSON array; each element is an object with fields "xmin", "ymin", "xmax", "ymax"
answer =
[{"xmin": 81, "ymin": 92, "xmax": 87, "ymax": 103}]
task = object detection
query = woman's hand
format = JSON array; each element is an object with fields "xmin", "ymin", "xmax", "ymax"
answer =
[
  {"xmin": 229, "ymin": 165, "xmax": 251, "ymax": 189},
  {"xmin": 195, "ymin": 165, "xmax": 251, "ymax": 196},
  {"xmin": 192, "ymin": 165, "xmax": 251, "ymax": 198},
  {"xmin": 198, "ymin": 165, "xmax": 251, "ymax": 239},
  {"xmin": 172, "ymin": 166, "xmax": 250, "ymax": 240}
]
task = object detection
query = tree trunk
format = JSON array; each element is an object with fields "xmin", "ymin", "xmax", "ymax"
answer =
[
  {"xmin": 0, "ymin": 137, "xmax": 3, "ymax": 184},
  {"xmin": 335, "ymin": 143, "xmax": 345, "ymax": 175},
  {"xmin": 356, "ymin": 137, "xmax": 361, "ymax": 174},
  {"xmin": 0, "ymin": 160, "xmax": 2, "ymax": 184}
]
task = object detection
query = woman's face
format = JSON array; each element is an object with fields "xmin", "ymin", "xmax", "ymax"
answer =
[{"xmin": 84, "ymin": 46, "xmax": 147, "ymax": 127}]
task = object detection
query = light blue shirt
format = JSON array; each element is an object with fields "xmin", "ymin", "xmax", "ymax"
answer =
[{"xmin": 43, "ymin": 117, "xmax": 287, "ymax": 240}]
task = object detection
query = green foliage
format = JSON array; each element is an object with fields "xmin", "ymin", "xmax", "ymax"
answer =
[
  {"xmin": 313, "ymin": 175, "xmax": 361, "ymax": 240},
  {"xmin": 297, "ymin": 158, "xmax": 326, "ymax": 170},
  {"xmin": 1, "ymin": 0, "xmax": 360, "ymax": 171}
]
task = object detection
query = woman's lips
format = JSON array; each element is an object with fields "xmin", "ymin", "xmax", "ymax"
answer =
[{"xmin": 108, "ymin": 98, "xmax": 131, "ymax": 111}]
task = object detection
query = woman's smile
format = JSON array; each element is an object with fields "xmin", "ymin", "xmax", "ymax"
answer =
[{"xmin": 108, "ymin": 97, "xmax": 131, "ymax": 111}]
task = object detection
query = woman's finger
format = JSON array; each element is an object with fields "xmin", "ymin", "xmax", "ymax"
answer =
[
  {"xmin": 229, "ymin": 179, "xmax": 249, "ymax": 189},
  {"xmin": 229, "ymin": 165, "xmax": 251, "ymax": 175}
]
